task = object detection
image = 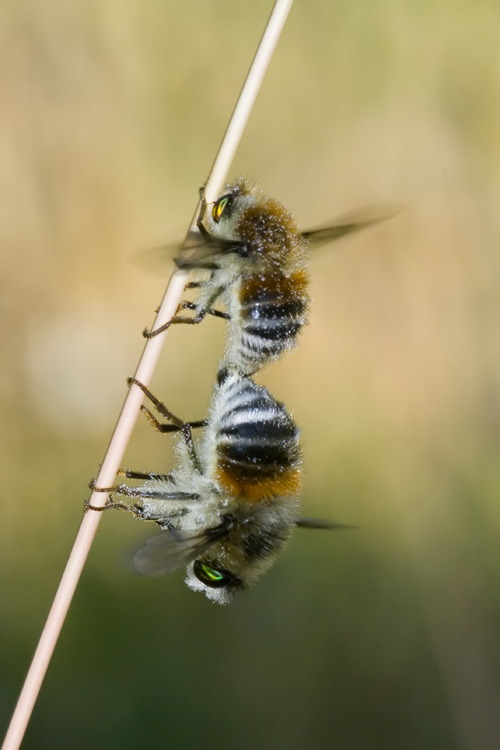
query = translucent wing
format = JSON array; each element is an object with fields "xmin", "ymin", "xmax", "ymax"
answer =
[
  {"xmin": 133, "ymin": 203, "xmax": 401, "ymax": 275},
  {"xmin": 302, "ymin": 203, "xmax": 402, "ymax": 247},
  {"xmin": 295, "ymin": 517, "xmax": 359, "ymax": 530},
  {"xmin": 174, "ymin": 203, "xmax": 402, "ymax": 263},
  {"xmin": 129, "ymin": 242, "xmax": 183, "ymax": 277},
  {"xmin": 133, "ymin": 522, "xmax": 229, "ymax": 576},
  {"xmin": 174, "ymin": 203, "xmax": 401, "ymax": 266},
  {"xmin": 131, "ymin": 231, "xmax": 244, "ymax": 275},
  {"xmin": 174, "ymin": 237, "xmax": 244, "ymax": 269}
]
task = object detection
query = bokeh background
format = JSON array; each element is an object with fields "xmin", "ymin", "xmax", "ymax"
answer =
[{"xmin": 1, "ymin": 1, "xmax": 500, "ymax": 748}]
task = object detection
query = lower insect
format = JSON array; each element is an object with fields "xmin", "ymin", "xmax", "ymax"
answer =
[{"xmin": 88, "ymin": 371, "xmax": 342, "ymax": 604}]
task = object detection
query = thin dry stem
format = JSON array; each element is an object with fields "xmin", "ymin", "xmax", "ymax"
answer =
[{"xmin": 1, "ymin": 2, "xmax": 293, "ymax": 749}]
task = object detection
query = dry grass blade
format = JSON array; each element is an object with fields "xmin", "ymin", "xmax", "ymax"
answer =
[{"xmin": 1, "ymin": 1, "xmax": 293, "ymax": 748}]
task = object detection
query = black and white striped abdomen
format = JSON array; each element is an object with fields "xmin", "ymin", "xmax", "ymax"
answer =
[
  {"xmin": 210, "ymin": 368, "xmax": 302, "ymax": 500},
  {"xmin": 236, "ymin": 272, "xmax": 309, "ymax": 373}
]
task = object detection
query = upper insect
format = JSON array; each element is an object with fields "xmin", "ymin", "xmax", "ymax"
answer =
[{"xmin": 144, "ymin": 178, "xmax": 396, "ymax": 375}]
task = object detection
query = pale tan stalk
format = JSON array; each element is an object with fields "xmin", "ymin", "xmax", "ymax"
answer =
[{"xmin": 1, "ymin": 1, "xmax": 293, "ymax": 748}]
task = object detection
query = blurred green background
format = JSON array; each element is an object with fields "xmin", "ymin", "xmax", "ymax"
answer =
[{"xmin": 2, "ymin": 0, "xmax": 500, "ymax": 748}]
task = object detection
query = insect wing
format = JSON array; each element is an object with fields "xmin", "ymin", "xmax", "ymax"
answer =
[
  {"xmin": 130, "ymin": 241, "xmax": 184, "ymax": 277},
  {"xmin": 295, "ymin": 517, "xmax": 359, "ymax": 530},
  {"xmin": 133, "ymin": 523, "xmax": 229, "ymax": 576},
  {"xmin": 174, "ymin": 236, "xmax": 244, "ymax": 269},
  {"xmin": 302, "ymin": 203, "xmax": 402, "ymax": 247},
  {"xmin": 131, "ymin": 230, "xmax": 241, "ymax": 275}
]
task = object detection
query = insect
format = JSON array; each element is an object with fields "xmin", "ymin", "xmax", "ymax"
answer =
[
  {"xmin": 89, "ymin": 368, "xmax": 341, "ymax": 604},
  {"xmin": 144, "ymin": 177, "xmax": 397, "ymax": 375}
]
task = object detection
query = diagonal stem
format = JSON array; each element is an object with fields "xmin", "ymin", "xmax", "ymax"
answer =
[{"xmin": 1, "ymin": 2, "xmax": 293, "ymax": 749}]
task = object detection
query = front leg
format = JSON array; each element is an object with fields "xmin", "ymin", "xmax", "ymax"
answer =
[
  {"xmin": 85, "ymin": 481, "xmax": 145, "ymax": 515},
  {"xmin": 85, "ymin": 478, "xmax": 201, "ymax": 511}
]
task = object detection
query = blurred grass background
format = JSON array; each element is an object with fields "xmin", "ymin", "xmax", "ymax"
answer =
[{"xmin": 1, "ymin": 0, "xmax": 500, "ymax": 748}]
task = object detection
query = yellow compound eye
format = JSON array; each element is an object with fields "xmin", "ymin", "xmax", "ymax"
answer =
[{"xmin": 212, "ymin": 195, "xmax": 229, "ymax": 223}]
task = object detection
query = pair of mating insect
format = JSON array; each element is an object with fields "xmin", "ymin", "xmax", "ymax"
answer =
[{"xmin": 90, "ymin": 178, "xmax": 390, "ymax": 603}]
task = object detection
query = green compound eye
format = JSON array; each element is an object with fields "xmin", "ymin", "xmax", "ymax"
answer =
[
  {"xmin": 193, "ymin": 560, "xmax": 229, "ymax": 588},
  {"xmin": 212, "ymin": 195, "xmax": 229, "ymax": 223}
]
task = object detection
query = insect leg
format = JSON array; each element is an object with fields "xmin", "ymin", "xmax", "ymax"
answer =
[
  {"xmin": 140, "ymin": 406, "xmax": 206, "ymax": 434},
  {"xmin": 117, "ymin": 469, "xmax": 173, "ymax": 481},
  {"xmin": 140, "ymin": 407, "xmax": 202, "ymax": 474},
  {"xmin": 129, "ymin": 378, "xmax": 206, "ymax": 429},
  {"xmin": 85, "ymin": 499, "xmax": 193, "ymax": 520},
  {"xmin": 88, "ymin": 487, "xmax": 200, "ymax": 501},
  {"xmin": 179, "ymin": 301, "xmax": 230, "ymax": 320},
  {"xmin": 85, "ymin": 481, "xmax": 153, "ymax": 515},
  {"xmin": 129, "ymin": 378, "xmax": 205, "ymax": 473},
  {"xmin": 86, "ymin": 479, "xmax": 200, "ymax": 511},
  {"xmin": 142, "ymin": 286, "xmax": 226, "ymax": 338}
]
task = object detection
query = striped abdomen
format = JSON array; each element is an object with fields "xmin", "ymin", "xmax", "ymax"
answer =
[
  {"xmin": 214, "ymin": 369, "xmax": 302, "ymax": 501},
  {"xmin": 237, "ymin": 271, "xmax": 309, "ymax": 372}
]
